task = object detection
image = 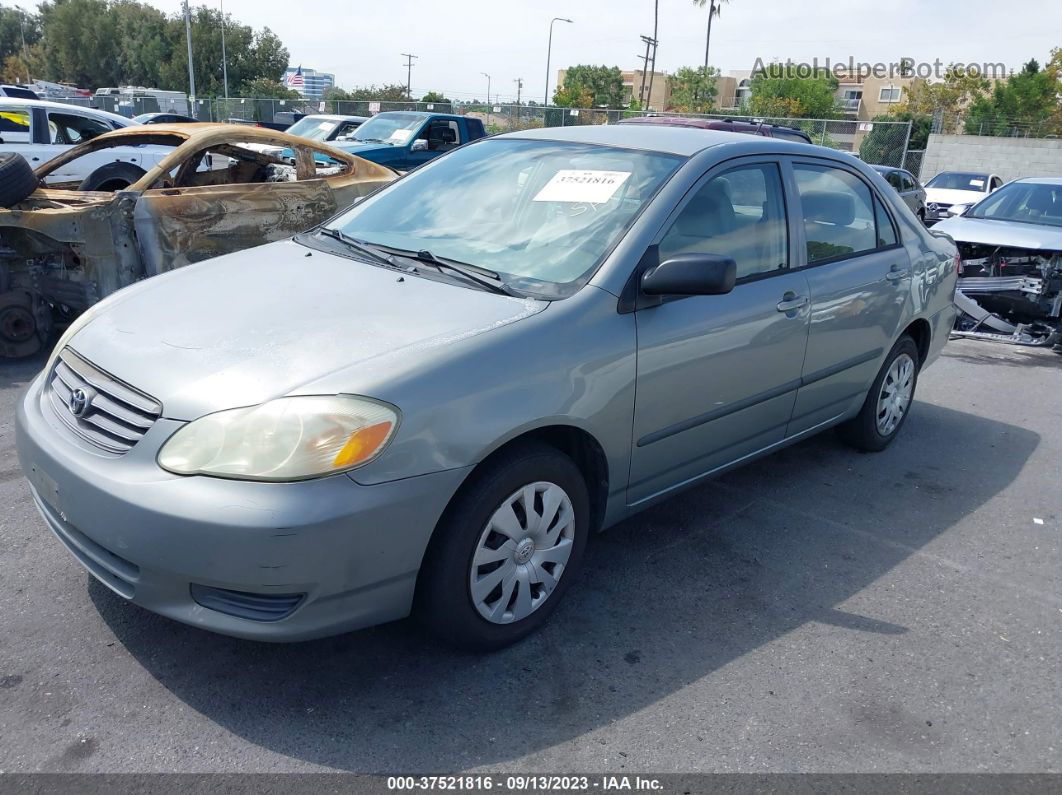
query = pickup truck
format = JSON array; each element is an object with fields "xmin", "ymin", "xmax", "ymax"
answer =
[{"xmin": 328, "ymin": 111, "xmax": 487, "ymax": 170}]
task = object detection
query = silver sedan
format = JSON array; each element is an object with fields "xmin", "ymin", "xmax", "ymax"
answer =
[{"xmin": 16, "ymin": 124, "xmax": 959, "ymax": 650}]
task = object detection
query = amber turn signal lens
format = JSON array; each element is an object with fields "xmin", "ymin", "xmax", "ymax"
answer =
[{"xmin": 333, "ymin": 421, "xmax": 394, "ymax": 468}]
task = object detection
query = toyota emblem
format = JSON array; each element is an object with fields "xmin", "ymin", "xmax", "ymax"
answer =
[{"xmin": 68, "ymin": 387, "xmax": 91, "ymax": 418}]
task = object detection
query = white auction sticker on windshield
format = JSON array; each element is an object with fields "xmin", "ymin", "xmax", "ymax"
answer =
[
  {"xmin": 390, "ymin": 129, "xmax": 413, "ymax": 143},
  {"xmin": 970, "ymin": 179, "xmax": 985, "ymax": 188},
  {"xmin": 533, "ymin": 170, "xmax": 632, "ymax": 203}
]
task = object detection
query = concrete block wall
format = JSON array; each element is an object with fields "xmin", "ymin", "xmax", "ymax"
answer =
[{"xmin": 920, "ymin": 134, "xmax": 1062, "ymax": 182}]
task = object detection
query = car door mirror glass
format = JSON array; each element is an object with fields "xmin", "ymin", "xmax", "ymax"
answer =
[{"xmin": 641, "ymin": 253, "xmax": 737, "ymax": 296}]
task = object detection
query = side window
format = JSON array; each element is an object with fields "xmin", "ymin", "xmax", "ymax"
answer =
[
  {"xmin": 795, "ymin": 163, "xmax": 883, "ymax": 263},
  {"xmin": 659, "ymin": 162, "xmax": 788, "ymax": 280},
  {"xmin": 48, "ymin": 112, "xmax": 111, "ymax": 144},
  {"xmin": 885, "ymin": 171, "xmax": 903, "ymax": 190},
  {"xmin": 874, "ymin": 196, "xmax": 898, "ymax": 247},
  {"xmin": 990, "ymin": 176, "xmax": 1003, "ymax": 191},
  {"xmin": 900, "ymin": 173, "xmax": 917, "ymax": 192},
  {"xmin": 422, "ymin": 120, "xmax": 460, "ymax": 151},
  {"xmin": 0, "ymin": 107, "xmax": 31, "ymax": 143}
]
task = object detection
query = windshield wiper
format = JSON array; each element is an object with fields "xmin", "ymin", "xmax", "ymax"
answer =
[
  {"xmin": 316, "ymin": 228, "xmax": 400, "ymax": 268},
  {"xmin": 384, "ymin": 247, "xmax": 517, "ymax": 296}
]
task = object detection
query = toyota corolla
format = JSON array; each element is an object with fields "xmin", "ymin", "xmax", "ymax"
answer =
[{"xmin": 16, "ymin": 125, "xmax": 959, "ymax": 650}]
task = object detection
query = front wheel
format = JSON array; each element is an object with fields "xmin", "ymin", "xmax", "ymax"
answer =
[
  {"xmin": 839, "ymin": 336, "xmax": 920, "ymax": 452},
  {"xmin": 415, "ymin": 442, "xmax": 589, "ymax": 651}
]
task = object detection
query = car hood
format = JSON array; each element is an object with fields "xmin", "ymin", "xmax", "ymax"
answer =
[
  {"xmin": 68, "ymin": 240, "xmax": 547, "ymax": 420},
  {"xmin": 925, "ymin": 188, "xmax": 985, "ymax": 206},
  {"xmin": 932, "ymin": 216, "xmax": 1062, "ymax": 249}
]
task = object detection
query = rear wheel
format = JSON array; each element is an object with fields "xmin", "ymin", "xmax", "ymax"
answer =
[
  {"xmin": 0, "ymin": 290, "xmax": 51, "ymax": 358},
  {"xmin": 77, "ymin": 162, "xmax": 146, "ymax": 192},
  {"xmin": 839, "ymin": 336, "xmax": 920, "ymax": 452},
  {"xmin": 415, "ymin": 441, "xmax": 589, "ymax": 651}
]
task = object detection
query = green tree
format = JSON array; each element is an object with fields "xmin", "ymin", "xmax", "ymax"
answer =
[
  {"xmin": 240, "ymin": 77, "xmax": 299, "ymax": 99},
  {"xmin": 344, "ymin": 84, "xmax": 411, "ymax": 102},
  {"xmin": 898, "ymin": 65, "xmax": 989, "ymax": 133},
  {"xmin": 0, "ymin": 6, "xmax": 42, "ymax": 74},
  {"xmin": 858, "ymin": 112, "xmax": 930, "ymax": 167},
  {"xmin": 692, "ymin": 1, "xmax": 729, "ymax": 71},
  {"xmin": 420, "ymin": 91, "xmax": 450, "ymax": 104},
  {"xmin": 666, "ymin": 65, "xmax": 718, "ymax": 113},
  {"xmin": 322, "ymin": 86, "xmax": 351, "ymax": 101},
  {"xmin": 963, "ymin": 59, "xmax": 1061, "ymax": 136},
  {"xmin": 748, "ymin": 62, "xmax": 839, "ymax": 119},
  {"xmin": 553, "ymin": 65, "xmax": 624, "ymax": 109}
]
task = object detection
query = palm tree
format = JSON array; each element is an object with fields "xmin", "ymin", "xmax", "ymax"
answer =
[{"xmin": 693, "ymin": 0, "xmax": 729, "ymax": 71}]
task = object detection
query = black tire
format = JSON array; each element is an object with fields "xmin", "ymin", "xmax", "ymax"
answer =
[
  {"xmin": 77, "ymin": 162, "xmax": 146, "ymax": 192},
  {"xmin": 839, "ymin": 335, "xmax": 920, "ymax": 452},
  {"xmin": 415, "ymin": 441, "xmax": 590, "ymax": 651},
  {"xmin": 0, "ymin": 152, "xmax": 38, "ymax": 207}
]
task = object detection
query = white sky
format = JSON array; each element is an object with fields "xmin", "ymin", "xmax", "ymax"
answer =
[{"xmin": 23, "ymin": 0, "xmax": 1062, "ymax": 101}]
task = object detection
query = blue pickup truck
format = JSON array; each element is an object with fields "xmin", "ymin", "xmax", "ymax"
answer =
[{"xmin": 328, "ymin": 111, "xmax": 487, "ymax": 170}]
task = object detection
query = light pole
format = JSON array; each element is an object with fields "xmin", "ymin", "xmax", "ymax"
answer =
[
  {"xmin": 481, "ymin": 72, "xmax": 491, "ymax": 107},
  {"xmin": 183, "ymin": 0, "xmax": 196, "ymax": 118},
  {"xmin": 10, "ymin": 3, "xmax": 30, "ymax": 83},
  {"xmin": 544, "ymin": 17, "xmax": 572, "ymax": 107},
  {"xmin": 220, "ymin": 0, "xmax": 229, "ymax": 102}
]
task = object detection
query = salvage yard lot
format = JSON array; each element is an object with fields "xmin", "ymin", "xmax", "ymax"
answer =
[{"xmin": 0, "ymin": 338, "xmax": 1060, "ymax": 773}]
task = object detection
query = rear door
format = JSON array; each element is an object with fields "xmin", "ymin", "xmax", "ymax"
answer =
[
  {"xmin": 36, "ymin": 109, "xmax": 142, "ymax": 184},
  {"xmin": 787, "ymin": 158, "xmax": 911, "ymax": 435},
  {"xmin": 629, "ymin": 157, "xmax": 811, "ymax": 505}
]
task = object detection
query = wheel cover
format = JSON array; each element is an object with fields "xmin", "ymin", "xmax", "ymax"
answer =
[
  {"xmin": 469, "ymin": 481, "xmax": 575, "ymax": 625},
  {"xmin": 876, "ymin": 352, "xmax": 915, "ymax": 436}
]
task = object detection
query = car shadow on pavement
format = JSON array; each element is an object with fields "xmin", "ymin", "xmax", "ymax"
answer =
[{"xmin": 88, "ymin": 401, "xmax": 1038, "ymax": 772}]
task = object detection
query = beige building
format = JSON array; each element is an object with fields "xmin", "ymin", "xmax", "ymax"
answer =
[{"xmin": 556, "ymin": 68, "xmax": 670, "ymax": 109}]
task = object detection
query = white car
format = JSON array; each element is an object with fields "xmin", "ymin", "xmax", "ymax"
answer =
[
  {"xmin": 923, "ymin": 171, "xmax": 1004, "ymax": 224},
  {"xmin": 0, "ymin": 97, "xmax": 175, "ymax": 190}
]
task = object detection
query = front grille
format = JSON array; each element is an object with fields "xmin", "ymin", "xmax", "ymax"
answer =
[
  {"xmin": 190, "ymin": 584, "xmax": 305, "ymax": 622},
  {"xmin": 48, "ymin": 348, "xmax": 162, "ymax": 454}
]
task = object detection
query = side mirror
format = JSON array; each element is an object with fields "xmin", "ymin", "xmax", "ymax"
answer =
[
  {"xmin": 641, "ymin": 253, "xmax": 737, "ymax": 296},
  {"xmin": 410, "ymin": 139, "xmax": 428, "ymax": 152}
]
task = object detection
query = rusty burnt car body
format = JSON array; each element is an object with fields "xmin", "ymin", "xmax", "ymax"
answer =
[{"xmin": 0, "ymin": 124, "xmax": 396, "ymax": 357}]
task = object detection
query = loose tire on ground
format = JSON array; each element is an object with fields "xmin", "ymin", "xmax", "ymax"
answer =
[
  {"xmin": 839, "ymin": 335, "xmax": 921, "ymax": 452},
  {"xmin": 415, "ymin": 440, "xmax": 590, "ymax": 651},
  {"xmin": 77, "ymin": 162, "xmax": 146, "ymax": 192},
  {"xmin": 0, "ymin": 152, "xmax": 38, "ymax": 207}
]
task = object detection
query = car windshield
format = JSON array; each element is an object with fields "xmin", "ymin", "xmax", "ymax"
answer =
[
  {"xmin": 284, "ymin": 116, "xmax": 339, "ymax": 141},
  {"xmin": 351, "ymin": 112, "xmax": 427, "ymax": 144},
  {"xmin": 325, "ymin": 138, "xmax": 683, "ymax": 296},
  {"xmin": 132, "ymin": 113, "xmax": 155, "ymax": 123},
  {"xmin": 966, "ymin": 182, "xmax": 1062, "ymax": 228},
  {"xmin": 927, "ymin": 172, "xmax": 990, "ymax": 191}
]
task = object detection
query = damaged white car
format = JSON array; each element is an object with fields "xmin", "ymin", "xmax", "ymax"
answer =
[{"xmin": 934, "ymin": 177, "xmax": 1062, "ymax": 350}]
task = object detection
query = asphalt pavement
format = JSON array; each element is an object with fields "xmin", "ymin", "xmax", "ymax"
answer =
[{"xmin": 1, "ymin": 338, "xmax": 1060, "ymax": 773}]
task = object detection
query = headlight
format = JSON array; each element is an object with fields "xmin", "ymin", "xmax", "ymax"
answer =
[
  {"xmin": 158, "ymin": 395, "xmax": 398, "ymax": 481},
  {"xmin": 948, "ymin": 204, "xmax": 970, "ymax": 216}
]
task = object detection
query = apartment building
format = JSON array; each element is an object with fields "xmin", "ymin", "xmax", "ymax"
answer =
[{"xmin": 555, "ymin": 68, "xmax": 670, "ymax": 109}]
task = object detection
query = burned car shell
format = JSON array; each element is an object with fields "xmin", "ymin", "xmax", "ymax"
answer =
[
  {"xmin": 934, "ymin": 178, "xmax": 1062, "ymax": 348},
  {"xmin": 0, "ymin": 124, "xmax": 396, "ymax": 357}
]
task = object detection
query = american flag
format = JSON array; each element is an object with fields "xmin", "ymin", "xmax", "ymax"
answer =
[{"xmin": 287, "ymin": 66, "xmax": 304, "ymax": 88}]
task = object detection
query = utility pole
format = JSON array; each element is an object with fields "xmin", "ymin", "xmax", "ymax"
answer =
[
  {"xmin": 15, "ymin": 5, "xmax": 29, "ymax": 83},
  {"xmin": 481, "ymin": 72, "xmax": 491, "ymax": 106},
  {"xmin": 514, "ymin": 77, "xmax": 523, "ymax": 106},
  {"xmin": 646, "ymin": 1, "xmax": 659, "ymax": 111},
  {"xmin": 401, "ymin": 53, "xmax": 418, "ymax": 101},
  {"xmin": 183, "ymin": 0, "xmax": 196, "ymax": 118},
  {"xmin": 544, "ymin": 17, "xmax": 573, "ymax": 107},
  {"xmin": 637, "ymin": 36, "xmax": 656, "ymax": 110},
  {"xmin": 220, "ymin": 0, "xmax": 229, "ymax": 101}
]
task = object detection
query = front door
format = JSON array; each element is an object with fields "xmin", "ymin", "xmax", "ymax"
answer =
[
  {"xmin": 629, "ymin": 159, "xmax": 811, "ymax": 505},
  {"xmin": 787, "ymin": 159, "xmax": 912, "ymax": 435}
]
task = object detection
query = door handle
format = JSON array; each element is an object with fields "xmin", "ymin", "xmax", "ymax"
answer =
[
  {"xmin": 885, "ymin": 265, "xmax": 910, "ymax": 282},
  {"xmin": 776, "ymin": 294, "xmax": 808, "ymax": 313}
]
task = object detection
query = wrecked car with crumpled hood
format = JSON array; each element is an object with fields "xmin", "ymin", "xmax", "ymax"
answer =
[
  {"xmin": 933, "ymin": 177, "xmax": 1062, "ymax": 351},
  {"xmin": 0, "ymin": 124, "xmax": 396, "ymax": 357}
]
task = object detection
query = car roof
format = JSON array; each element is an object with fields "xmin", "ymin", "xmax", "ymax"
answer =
[
  {"xmin": 1011, "ymin": 177, "xmax": 1062, "ymax": 185},
  {"xmin": 500, "ymin": 122, "xmax": 803, "ymax": 157},
  {"xmin": 0, "ymin": 96, "xmax": 132, "ymax": 124},
  {"xmin": 301, "ymin": 114, "xmax": 369, "ymax": 122}
]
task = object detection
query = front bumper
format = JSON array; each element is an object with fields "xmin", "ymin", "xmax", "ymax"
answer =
[{"xmin": 15, "ymin": 371, "xmax": 471, "ymax": 641}]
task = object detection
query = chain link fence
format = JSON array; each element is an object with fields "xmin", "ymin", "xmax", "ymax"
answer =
[{"xmin": 47, "ymin": 93, "xmax": 913, "ymax": 168}]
